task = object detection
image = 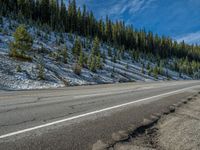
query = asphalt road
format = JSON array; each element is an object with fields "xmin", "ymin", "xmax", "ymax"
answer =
[{"xmin": 0, "ymin": 81, "xmax": 200, "ymax": 150}]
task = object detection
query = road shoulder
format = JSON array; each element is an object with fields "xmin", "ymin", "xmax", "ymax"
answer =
[{"xmin": 112, "ymin": 93, "xmax": 200, "ymax": 150}]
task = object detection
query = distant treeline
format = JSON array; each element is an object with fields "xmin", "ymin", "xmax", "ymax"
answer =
[{"xmin": 1, "ymin": 0, "xmax": 200, "ymax": 62}]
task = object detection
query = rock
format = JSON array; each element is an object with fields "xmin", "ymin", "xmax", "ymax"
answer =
[
  {"xmin": 127, "ymin": 124, "xmax": 136, "ymax": 134},
  {"xmin": 92, "ymin": 140, "xmax": 109, "ymax": 150},
  {"xmin": 172, "ymin": 104, "xmax": 178, "ymax": 107},
  {"xmin": 176, "ymin": 102, "xmax": 182, "ymax": 107},
  {"xmin": 142, "ymin": 118, "xmax": 153, "ymax": 127},
  {"xmin": 182, "ymin": 100, "xmax": 187, "ymax": 104},
  {"xmin": 163, "ymin": 109, "xmax": 170, "ymax": 115},
  {"xmin": 150, "ymin": 115, "xmax": 159, "ymax": 122},
  {"xmin": 169, "ymin": 106, "xmax": 175, "ymax": 113},
  {"xmin": 112, "ymin": 131, "xmax": 129, "ymax": 142},
  {"xmin": 153, "ymin": 113, "xmax": 162, "ymax": 118}
]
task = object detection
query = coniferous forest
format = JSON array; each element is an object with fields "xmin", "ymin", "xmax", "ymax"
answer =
[{"xmin": 0, "ymin": 0, "xmax": 200, "ymax": 78}]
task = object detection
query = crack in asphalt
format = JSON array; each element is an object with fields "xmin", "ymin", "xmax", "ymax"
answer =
[
  {"xmin": 0, "ymin": 107, "xmax": 19, "ymax": 113},
  {"xmin": 0, "ymin": 118, "xmax": 36, "ymax": 127},
  {"xmin": 0, "ymin": 98, "xmax": 40, "ymax": 107}
]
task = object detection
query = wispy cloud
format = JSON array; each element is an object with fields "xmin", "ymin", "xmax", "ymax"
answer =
[
  {"xmin": 176, "ymin": 31, "xmax": 200, "ymax": 44},
  {"xmin": 105, "ymin": 0, "xmax": 155, "ymax": 17},
  {"xmin": 76, "ymin": 0, "xmax": 155, "ymax": 19}
]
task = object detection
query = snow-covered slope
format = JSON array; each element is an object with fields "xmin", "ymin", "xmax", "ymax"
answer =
[{"xmin": 0, "ymin": 18, "xmax": 190, "ymax": 90}]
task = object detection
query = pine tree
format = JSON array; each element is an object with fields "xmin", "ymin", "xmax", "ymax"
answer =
[
  {"xmin": 9, "ymin": 25, "xmax": 33, "ymax": 59},
  {"xmin": 88, "ymin": 54, "xmax": 96, "ymax": 72},
  {"xmin": 148, "ymin": 68, "xmax": 152, "ymax": 76},
  {"xmin": 96, "ymin": 54, "xmax": 102, "ymax": 69},
  {"xmin": 141, "ymin": 64, "xmax": 145, "ymax": 74},
  {"xmin": 0, "ymin": 16, "xmax": 3, "ymax": 26},
  {"xmin": 62, "ymin": 45, "xmax": 68, "ymax": 63},
  {"xmin": 108, "ymin": 46, "xmax": 112, "ymax": 57},
  {"xmin": 92, "ymin": 36, "xmax": 100, "ymax": 56},
  {"xmin": 72, "ymin": 38, "xmax": 82, "ymax": 59},
  {"xmin": 90, "ymin": 56, "xmax": 96, "ymax": 72},
  {"xmin": 112, "ymin": 55, "xmax": 116, "ymax": 63},
  {"xmin": 78, "ymin": 50, "xmax": 84, "ymax": 67},
  {"xmin": 16, "ymin": 65, "xmax": 22, "ymax": 72},
  {"xmin": 102, "ymin": 51, "xmax": 106, "ymax": 63},
  {"xmin": 38, "ymin": 61, "xmax": 45, "ymax": 80},
  {"xmin": 153, "ymin": 66, "xmax": 159, "ymax": 79},
  {"xmin": 146, "ymin": 62, "xmax": 150, "ymax": 70},
  {"xmin": 60, "ymin": 0, "xmax": 67, "ymax": 31}
]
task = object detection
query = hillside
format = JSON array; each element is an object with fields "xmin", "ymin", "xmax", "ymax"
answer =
[
  {"xmin": 0, "ymin": 0, "xmax": 200, "ymax": 90},
  {"xmin": 0, "ymin": 18, "xmax": 192, "ymax": 90}
]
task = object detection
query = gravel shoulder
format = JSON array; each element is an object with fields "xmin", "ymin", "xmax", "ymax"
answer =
[
  {"xmin": 114, "ymin": 93, "xmax": 200, "ymax": 150},
  {"xmin": 157, "ymin": 95, "xmax": 200, "ymax": 150}
]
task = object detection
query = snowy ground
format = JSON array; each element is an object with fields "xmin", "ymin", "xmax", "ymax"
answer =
[{"xmin": 0, "ymin": 18, "xmax": 191, "ymax": 90}]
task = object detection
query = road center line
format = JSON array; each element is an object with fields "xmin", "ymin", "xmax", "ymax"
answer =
[{"xmin": 0, "ymin": 85, "xmax": 199, "ymax": 139}]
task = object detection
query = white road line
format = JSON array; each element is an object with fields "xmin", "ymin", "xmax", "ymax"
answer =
[{"xmin": 0, "ymin": 85, "xmax": 199, "ymax": 139}]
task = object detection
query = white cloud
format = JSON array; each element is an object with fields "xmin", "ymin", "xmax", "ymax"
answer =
[
  {"xmin": 176, "ymin": 31, "xmax": 200, "ymax": 44},
  {"xmin": 110, "ymin": 0, "xmax": 155, "ymax": 15},
  {"xmin": 75, "ymin": 0, "xmax": 156, "ymax": 19}
]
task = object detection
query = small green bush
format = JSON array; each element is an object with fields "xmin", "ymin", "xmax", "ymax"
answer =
[
  {"xmin": 16, "ymin": 65, "xmax": 22, "ymax": 72},
  {"xmin": 37, "ymin": 63, "xmax": 45, "ymax": 80}
]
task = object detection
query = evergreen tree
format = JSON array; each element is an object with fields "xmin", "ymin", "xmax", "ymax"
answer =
[
  {"xmin": 112, "ymin": 55, "xmax": 116, "ymax": 63},
  {"xmin": 62, "ymin": 45, "xmax": 68, "ymax": 63},
  {"xmin": 78, "ymin": 50, "xmax": 84, "ymax": 67},
  {"xmin": 153, "ymin": 66, "xmax": 159, "ymax": 79},
  {"xmin": 9, "ymin": 25, "xmax": 33, "ymax": 58},
  {"xmin": 16, "ymin": 65, "xmax": 22, "ymax": 72},
  {"xmin": 72, "ymin": 38, "xmax": 82, "ymax": 59},
  {"xmin": 60, "ymin": 0, "xmax": 67, "ymax": 31},
  {"xmin": 141, "ymin": 64, "xmax": 145, "ymax": 74},
  {"xmin": 0, "ymin": 16, "xmax": 3, "ymax": 26},
  {"xmin": 92, "ymin": 36, "xmax": 100, "ymax": 56},
  {"xmin": 148, "ymin": 67, "xmax": 152, "ymax": 76},
  {"xmin": 88, "ymin": 54, "xmax": 96, "ymax": 72},
  {"xmin": 96, "ymin": 54, "xmax": 102, "ymax": 69},
  {"xmin": 102, "ymin": 51, "xmax": 106, "ymax": 63},
  {"xmin": 108, "ymin": 46, "xmax": 112, "ymax": 57},
  {"xmin": 146, "ymin": 62, "xmax": 150, "ymax": 70},
  {"xmin": 90, "ymin": 56, "xmax": 96, "ymax": 72},
  {"xmin": 37, "ymin": 59, "xmax": 45, "ymax": 80}
]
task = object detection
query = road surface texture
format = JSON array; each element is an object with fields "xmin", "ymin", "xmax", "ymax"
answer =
[{"xmin": 0, "ymin": 81, "xmax": 200, "ymax": 150}]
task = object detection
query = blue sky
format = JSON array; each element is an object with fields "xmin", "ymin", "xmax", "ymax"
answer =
[{"xmin": 74, "ymin": 0, "xmax": 200, "ymax": 44}]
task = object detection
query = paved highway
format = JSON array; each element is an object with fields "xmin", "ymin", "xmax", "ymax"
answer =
[{"xmin": 0, "ymin": 81, "xmax": 200, "ymax": 150}]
